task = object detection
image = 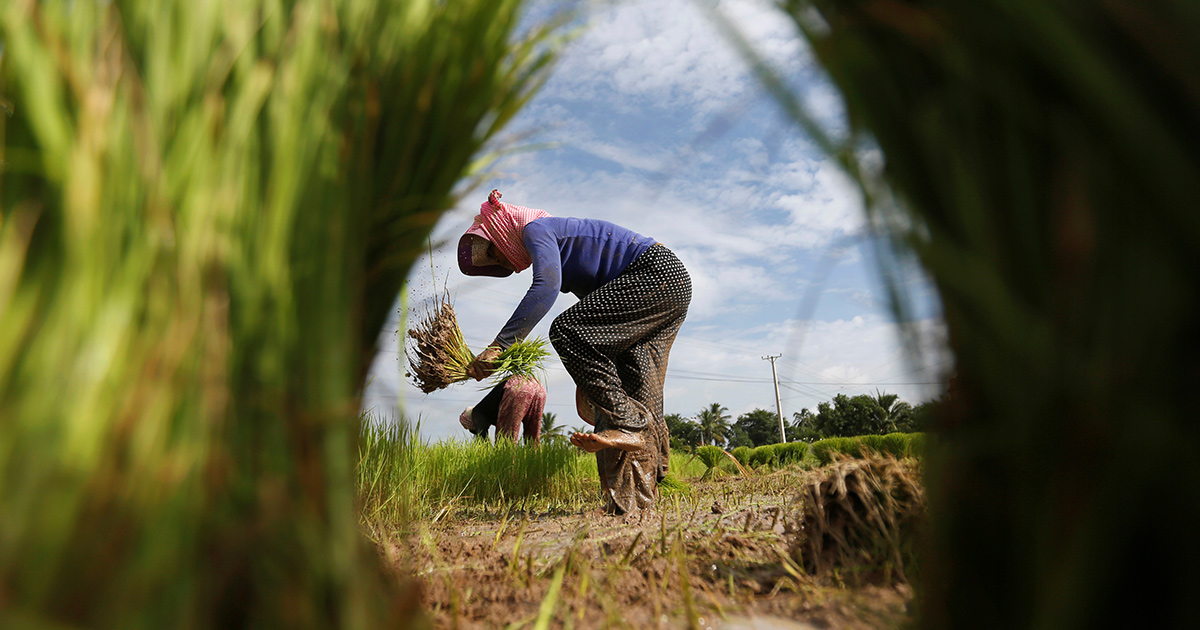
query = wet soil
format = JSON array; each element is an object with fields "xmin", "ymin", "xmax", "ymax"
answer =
[{"xmin": 379, "ymin": 471, "xmax": 913, "ymax": 629}]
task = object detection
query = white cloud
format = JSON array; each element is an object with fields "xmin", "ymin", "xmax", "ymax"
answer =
[
  {"xmin": 437, "ymin": 147, "xmax": 871, "ymax": 328},
  {"xmin": 550, "ymin": 0, "xmax": 809, "ymax": 116},
  {"xmin": 772, "ymin": 160, "xmax": 865, "ymax": 248}
]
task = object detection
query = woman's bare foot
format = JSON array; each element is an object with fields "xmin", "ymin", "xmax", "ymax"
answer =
[{"xmin": 570, "ymin": 429, "xmax": 645, "ymax": 453}]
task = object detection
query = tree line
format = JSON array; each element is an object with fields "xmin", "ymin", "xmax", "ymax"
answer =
[{"xmin": 664, "ymin": 391, "xmax": 936, "ymax": 450}]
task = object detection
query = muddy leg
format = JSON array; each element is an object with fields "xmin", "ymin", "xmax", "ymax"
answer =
[
  {"xmin": 571, "ymin": 429, "xmax": 644, "ymax": 453},
  {"xmin": 597, "ymin": 444, "xmax": 661, "ymax": 514},
  {"xmin": 587, "ymin": 410, "xmax": 664, "ymax": 514}
]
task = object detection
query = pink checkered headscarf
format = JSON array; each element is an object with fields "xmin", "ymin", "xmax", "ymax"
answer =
[{"xmin": 468, "ymin": 190, "xmax": 551, "ymax": 273}]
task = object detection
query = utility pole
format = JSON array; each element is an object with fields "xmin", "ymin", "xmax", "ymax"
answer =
[{"xmin": 763, "ymin": 354, "xmax": 786, "ymax": 443}]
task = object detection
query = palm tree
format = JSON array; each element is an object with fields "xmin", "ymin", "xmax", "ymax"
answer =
[
  {"xmin": 541, "ymin": 412, "xmax": 567, "ymax": 445},
  {"xmin": 664, "ymin": 412, "xmax": 700, "ymax": 449},
  {"xmin": 696, "ymin": 403, "xmax": 731, "ymax": 446},
  {"xmin": 871, "ymin": 390, "xmax": 913, "ymax": 433}
]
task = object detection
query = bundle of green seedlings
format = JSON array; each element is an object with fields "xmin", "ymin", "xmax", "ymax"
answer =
[
  {"xmin": 406, "ymin": 298, "xmax": 548, "ymax": 392},
  {"xmin": 694, "ymin": 444, "xmax": 750, "ymax": 479}
]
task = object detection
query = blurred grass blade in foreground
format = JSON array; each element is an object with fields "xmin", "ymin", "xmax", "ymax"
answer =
[
  {"xmin": 739, "ymin": 0, "xmax": 1200, "ymax": 627},
  {"xmin": 0, "ymin": 0, "xmax": 562, "ymax": 626}
]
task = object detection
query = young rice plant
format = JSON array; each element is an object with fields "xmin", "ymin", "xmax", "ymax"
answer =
[{"xmin": 0, "ymin": 0, "xmax": 564, "ymax": 626}]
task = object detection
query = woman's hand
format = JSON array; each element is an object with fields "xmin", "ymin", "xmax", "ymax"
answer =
[{"xmin": 468, "ymin": 345, "xmax": 502, "ymax": 381}]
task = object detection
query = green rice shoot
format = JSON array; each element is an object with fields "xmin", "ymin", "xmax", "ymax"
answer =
[
  {"xmin": 0, "ymin": 0, "xmax": 563, "ymax": 624},
  {"xmin": 357, "ymin": 419, "xmax": 599, "ymax": 523},
  {"xmin": 488, "ymin": 337, "xmax": 550, "ymax": 385}
]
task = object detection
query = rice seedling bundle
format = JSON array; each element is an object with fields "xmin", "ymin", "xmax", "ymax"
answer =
[
  {"xmin": 407, "ymin": 300, "xmax": 475, "ymax": 392},
  {"xmin": 406, "ymin": 297, "xmax": 549, "ymax": 392},
  {"xmin": 731, "ymin": 445, "xmax": 753, "ymax": 468},
  {"xmin": 811, "ymin": 434, "xmax": 924, "ymax": 465},
  {"xmin": 490, "ymin": 336, "xmax": 551, "ymax": 382},
  {"xmin": 668, "ymin": 450, "xmax": 709, "ymax": 479},
  {"xmin": 775, "ymin": 441, "xmax": 809, "ymax": 466},
  {"xmin": 749, "ymin": 443, "xmax": 781, "ymax": 469},
  {"xmin": 658, "ymin": 473, "xmax": 692, "ymax": 497},
  {"xmin": 878, "ymin": 432, "xmax": 913, "ymax": 459},
  {"xmin": 696, "ymin": 445, "xmax": 726, "ymax": 474}
]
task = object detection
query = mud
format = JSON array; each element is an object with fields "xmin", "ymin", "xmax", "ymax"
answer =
[{"xmin": 380, "ymin": 472, "xmax": 914, "ymax": 629}]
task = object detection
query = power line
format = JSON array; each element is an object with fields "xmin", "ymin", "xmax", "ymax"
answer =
[
  {"xmin": 779, "ymin": 383, "xmax": 835, "ymax": 400},
  {"xmin": 777, "ymin": 379, "xmax": 837, "ymax": 399}
]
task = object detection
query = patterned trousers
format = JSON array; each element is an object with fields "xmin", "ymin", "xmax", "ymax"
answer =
[{"xmin": 550, "ymin": 245, "xmax": 691, "ymax": 513}]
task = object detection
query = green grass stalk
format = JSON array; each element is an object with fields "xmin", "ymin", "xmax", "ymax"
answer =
[
  {"xmin": 357, "ymin": 422, "xmax": 600, "ymax": 522},
  {"xmin": 488, "ymin": 337, "xmax": 551, "ymax": 384},
  {"xmin": 0, "ymin": 1, "xmax": 565, "ymax": 624},
  {"xmin": 742, "ymin": 0, "xmax": 1200, "ymax": 625}
]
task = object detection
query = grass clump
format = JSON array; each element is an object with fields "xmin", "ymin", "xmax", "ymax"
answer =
[
  {"xmin": 695, "ymin": 445, "xmax": 726, "ymax": 479},
  {"xmin": 731, "ymin": 446, "xmax": 753, "ymax": 468},
  {"xmin": 776, "ymin": 442, "xmax": 809, "ymax": 466},
  {"xmin": 756, "ymin": 0, "xmax": 1200, "ymax": 625},
  {"xmin": 359, "ymin": 425, "xmax": 716, "ymax": 522},
  {"xmin": 0, "ymin": 0, "xmax": 561, "ymax": 625},
  {"xmin": 790, "ymin": 456, "xmax": 925, "ymax": 582},
  {"xmin": 749, "ymin": 444, "xmax": 780, "ymax": 469}
]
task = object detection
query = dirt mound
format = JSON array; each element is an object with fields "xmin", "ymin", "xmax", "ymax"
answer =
[
  {"xmin": 789, "ymin": 456, "xmax": 925, "ymax": 583},
  {"xmin": 382, "ymin": 472, "xmax": 913, "ymax": 629}
]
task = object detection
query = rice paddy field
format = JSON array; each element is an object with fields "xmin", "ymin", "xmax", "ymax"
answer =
[
  {"xmin": 5, "ymin": 0, "xmax": 1197, "ymax": 628},
  {"xmin": 358, "ymin": 425, "xmax": 923, "ymax": 629}
]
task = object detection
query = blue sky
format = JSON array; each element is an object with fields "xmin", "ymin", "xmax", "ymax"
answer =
[{"xmin": 363, "ymin": 0, "xmax": 950, "ymax": 439}]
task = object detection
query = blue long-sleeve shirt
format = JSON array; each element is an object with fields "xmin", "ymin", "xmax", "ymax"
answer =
[{"xmin": 494, "ymin": 217, "xmax": 655, "ymax": 347}]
